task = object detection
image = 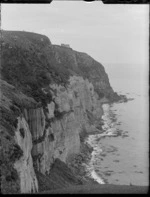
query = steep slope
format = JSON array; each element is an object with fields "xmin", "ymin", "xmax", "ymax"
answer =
[
  {"xmin": 53, "ymin": 45, "xmax": 119, "ymax": 100},
  {"xmin": 0, "ymin": 30, "xmax": 120, "ymax": 194}
]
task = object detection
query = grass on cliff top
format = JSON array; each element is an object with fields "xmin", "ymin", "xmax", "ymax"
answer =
[
  {"xmin": 41, "ymin": 184, "xmax": 149, "ymax": 194},
  {"xmin": 1, "ymin": 31, "xmax": 72, "ymax": 105}
]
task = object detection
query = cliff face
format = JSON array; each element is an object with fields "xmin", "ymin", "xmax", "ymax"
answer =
[
  {"xmin": 53, "ymin": 45, "xmax": 118, "ymax": 100},
  {"xmin": 14, "ymin": 116, "xmax": 38, "ymax": 193},
  {"xmin": 0, "ymin": 31, "xmax": 119, "ymax": 193}
]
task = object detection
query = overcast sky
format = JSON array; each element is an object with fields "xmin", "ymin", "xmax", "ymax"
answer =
[{"xmin": 1, "ymin": 1, "xmax": 149, "ymax": 83}]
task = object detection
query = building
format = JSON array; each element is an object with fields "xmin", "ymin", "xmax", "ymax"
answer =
[{"xmin": 61, "ymin": 44, "xmax": 70, "ymax": 48}]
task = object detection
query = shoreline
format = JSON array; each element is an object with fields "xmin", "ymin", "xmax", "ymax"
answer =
[
  {"xmin": 68, "ymin": 101, "xmax": 109, "ymax": 185},
  {"xmin": 82, "ymin": 102, "xmax": 109, "ymax": 185},
  {"xmin": 83, "ymin": 95, "xmax": 148, "ymax": 188},
  {"xmin": 81, "ymin": 96, "xmax": 135, "ymax": 186}
]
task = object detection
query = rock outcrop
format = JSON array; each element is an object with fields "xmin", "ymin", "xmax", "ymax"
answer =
[
  {"xmin": 14, "ymin": 117, "xmax": 38, "ymax": 193},
  {"xmin": 0, "ymin": 30, "xmax": 120, "ymax": 193}
]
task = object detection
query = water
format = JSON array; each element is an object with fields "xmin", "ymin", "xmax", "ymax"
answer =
[{"xmin": 85, "ymin": 77, "xmax": 149, "ymax": 186}]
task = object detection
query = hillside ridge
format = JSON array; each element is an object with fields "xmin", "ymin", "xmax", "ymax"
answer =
[{"xmin": 1, "ymin": 30, "xmax": 120, "ymax": 194}]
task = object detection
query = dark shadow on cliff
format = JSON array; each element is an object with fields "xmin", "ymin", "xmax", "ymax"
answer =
[{"xmin": 35, "ymin": 158, "xmax": 82, "ymax": 192}]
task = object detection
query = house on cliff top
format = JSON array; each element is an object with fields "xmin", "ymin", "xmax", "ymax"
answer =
[{"xmin": 61, "ymin": 43, "xmax": 71, "ymax": 48}]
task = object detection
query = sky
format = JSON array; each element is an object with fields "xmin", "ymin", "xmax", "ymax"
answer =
[{"xmin": 1, "ymin": 1, "xmax": 149, "ymax": 84}]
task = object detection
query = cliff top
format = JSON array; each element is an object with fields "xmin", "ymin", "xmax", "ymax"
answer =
[
  {"xmin": 1, "ymin": 30, "xmax": 119, "ymax": 101},
  {"xmin": 1, "ymin": 30, "xmax": 51, "ymax": 47}
]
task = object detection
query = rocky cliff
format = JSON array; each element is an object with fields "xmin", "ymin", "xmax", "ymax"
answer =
[{"xmin": 0, "ymin": 30, "xmax": 120, "ymax": 193}]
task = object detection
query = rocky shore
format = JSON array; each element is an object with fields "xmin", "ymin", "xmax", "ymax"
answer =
[{"xmin": 67, "ymin": 137, "xmax": 97, "ymax": 184}]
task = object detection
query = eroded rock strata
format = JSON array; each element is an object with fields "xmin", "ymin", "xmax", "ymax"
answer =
[{"xmin": 0, "ymin": 31, "xmax": 120, "ymax": 193}]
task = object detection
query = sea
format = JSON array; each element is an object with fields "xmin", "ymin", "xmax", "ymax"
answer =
[{"xmin": 84, "ymin": 75, "xmax": 149, "ymax": 186}]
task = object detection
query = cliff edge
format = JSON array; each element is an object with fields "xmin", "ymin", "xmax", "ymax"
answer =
[{"xmin": 0, "ymin": 30, "xmax": 120, "ymax": 193}]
